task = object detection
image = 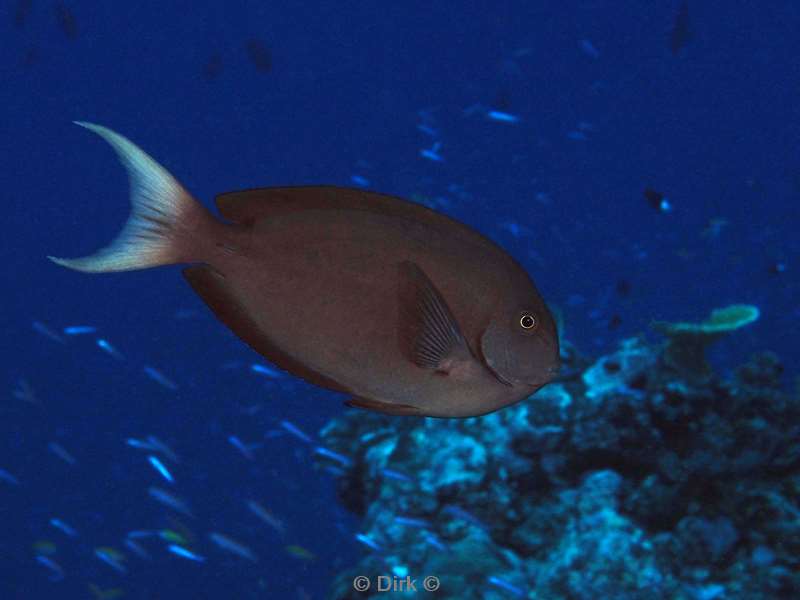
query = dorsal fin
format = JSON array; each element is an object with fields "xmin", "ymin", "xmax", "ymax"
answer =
[
  {"xmin": 215, "ymin": 186, "xmax": 383, "ymax": 225},
  {"xmin": 182, "ymin": 265, "xmax": 350, "ymax": 394},
  {"xmin": 215, "ymin": 185, "xmax": 461, "ymax": 229},
  {"xmin": 345, "ymin": 396, "xmax": 423, "ymax": 416}
]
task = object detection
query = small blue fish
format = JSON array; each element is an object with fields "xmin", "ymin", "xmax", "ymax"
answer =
[
  {"xmin": 381, "ymin": 468, "xmax": 413, "ymax": 482},
  {"xmin": 148, "ymin": 487, "xmax": 192, "ymax": 518},
  {"xmin": 146, "ymin": 435, "xmax": 180, "ymax": 463},
  {"xmin": 209, "ymin": 532, "xmax": 258, "ymax": 562},
  {"xmin": 487, "ymin": 575, "xmax": 525, "ymax": 598},
  {"xmin": 48, "ymin": 442, "xmax": 76, "ymax": 466},
  {"xmin": 12, "ymin": 378, "xmax": 38, "ymax": 404},
  {"xmin": 579, "ymin": 39, "xmax": 600, "ymax": 59},
  {"xmin": 143, "ymin": 366, "xmax": 178, "ymax": 391},
  {"xmin": 420, "ymin": 141, "xmax": 443, "ymax": 162},
  {"xmin": 147, "ymin": 456, "xmax": 173, "ymax": 483},
  {"xmin": 423, "ymin": 533, "xmax": 447, "ymax": 551},
  {"xmin": 486, "ymin": 110, "xmax": 519, "ymax": 123},
  {"xmin": 63, "ymin": 325, "xmax": 97, "ymax": 335},
  {"xmin": 417, "ymin": 124, "xmax": 438, "ymax": 137},
  {"xmin": 245, "ymin": 499, "xmax": 286, "ymax": 535},
  {"xmin": 126, "ymin": 438, "xmax": 155, "ymax": 451},
  {"xmin": 250, "ymin": 363, "xmax": 281, "ymax": 378},
  {"xmin": 167, "ymin": 544, "xmax": 204, "ymax": 562},
  {"xmin": 355, "ymin": 533, "xmax": 383, "ymax": 552},
  {"xmin": 96, "ymin": 338, "xmax": 124, "ymax": 360},
  {"xmin": 32, "ymin": 321, "xmax": 65, "ymax": 344},
  {"xmin": 313, "ymin": 446, "xmax": 352, "ymax": 467},
  {"xmin": 36, "ymin": 555, "xmax": 65, "ymax": 581},
  {"xmin": 0, "ymin": 468, "xmax": 20, "ymax": 486},
  {"xmin": 323, "ymin": 465, "xmax": 346, "ymax": 477},
  {"xmin": 462, "ymin": 103, "xmax": 486, "ymax": 117},
  {"xmin": 126, "ymin": 530, "xmax": 155, "ymax": 539},
  {"xmin": 500, "ymin": 221, "xmax": 531, "ymax": 239},
  {"xmin": 124, "ymin": 539, "xmax": 151, "ymax": 560},
  {"xmin": 50, "ymin": 518, "xmax": 78, "ymax": 537},
  {"xmin": 394, "ymin": 516, "xmax": 430, "ymax": 529},
  {"xmin": 228, "ymin": 436, "xmax": 261, "ymax": 460},
  {"xmin": 442, "ymin": 505, "xmax": 489, "ymax": 530},
  {"xmin": 279, "ymin": 420, "xmax": 313, "ymax": 444},
  {"xmin": 94, "ymin": 548, "xmax": 127, "ymax": 574}
]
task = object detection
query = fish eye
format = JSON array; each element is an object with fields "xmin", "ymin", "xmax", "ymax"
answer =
[{"xmin": 519, "ymin": 313, "xmax": 537, "ymax": 330}]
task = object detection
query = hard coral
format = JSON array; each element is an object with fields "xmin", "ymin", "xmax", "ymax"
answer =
[{"xmin": 652, "ymin": 304, "xmax": 759, "ymax": 379}]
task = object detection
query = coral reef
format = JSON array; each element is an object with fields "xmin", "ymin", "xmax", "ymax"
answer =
[
  {"xmin": 319, "ymin": 323, "xmax": 798, "ymax": 599},
  {"xmin": 652, "ymin": 304, "xmax": 760, "ymax": 379}
]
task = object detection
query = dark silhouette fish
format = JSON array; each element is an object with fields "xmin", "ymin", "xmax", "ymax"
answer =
[
  {"xmin": 49, "ymin": 123, "xmax": 559, "ymax": 417},
  {"xmin": 54, "ymin": 2, "xmax": 78, "ymax": 40},
  {"xmin": 245, "ymin": 39, "xmax": 272, "ymax": 73},
  {"xmin": 670, "ymin": 1, "xmax": 692, "ymax": 55},
  {"xmin": 21, "ymin": 47, "xmax": 38, "ymax": 67},
  {"xmin": 643, "ymin": 187, "xmax": 671, "ymax": 212},
  {"xmin": 14, "ymin": 0, "xmax": 33, "ymax": 28},
  {"xmin": 203, "ymin": 53, "xmax": 224, "ymax": 81}
]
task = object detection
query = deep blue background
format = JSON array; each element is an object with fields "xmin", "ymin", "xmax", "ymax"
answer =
[{"xmin": 1, "ymin": 1, "xmax": 798, "ymax": 598}]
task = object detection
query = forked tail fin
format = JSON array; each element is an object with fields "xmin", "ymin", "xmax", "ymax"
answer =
[{"xmin": 48, "ymin": 122, "xmax": 215, "ymax": 273}]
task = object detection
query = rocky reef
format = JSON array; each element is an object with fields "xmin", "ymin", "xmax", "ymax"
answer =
[{"xmin": 318, "ymin": 313, "xmax": 798, "ymax": 599}]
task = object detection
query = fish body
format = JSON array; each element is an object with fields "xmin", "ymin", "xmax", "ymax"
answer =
[
  {"xmin": 36, "ymin": 555, "xmax": 64, "ymax": 581},
  {"xmin": 94, "ymin": 547, "xmax": 127, "ymax": 574},
  {"xmin": 167, "ymin": 544, "xmax": 204, "ymax": 562},
  {"xmin": 49, "ymin": 123, "xmax": 559, "ymax": 417},
  {"xmin": 50, "ymin": 518, "xmax": 78, "ymax": 537},
  {"xmin": 147, "ymin": 455, "xmax": 174, "ymax": 482},
  {"xmin": 246, "ymin": 499, "xmax": 286, "ymax": 534},
  {"xmin": 285, "ymin": 544, "xmax": 315, "ymax": 561},
  {"xmin": 148, "ymin": 486, "xmax": 193, "ymax": 517},
  {"xmin": 209, "ymin": 532, "xmax": 258, "ymax": 562}
]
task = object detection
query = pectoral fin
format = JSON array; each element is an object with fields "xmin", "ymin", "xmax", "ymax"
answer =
[{"xmin": 397, "ymin": 260, "xmax": 472, "ymax": 373}]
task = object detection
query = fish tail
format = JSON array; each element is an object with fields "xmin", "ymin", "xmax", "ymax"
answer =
[{"xmin": 48, "ymin": 122, "xmax": 218, "ymax": 273}]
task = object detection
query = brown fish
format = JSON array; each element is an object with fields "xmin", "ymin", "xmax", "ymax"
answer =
[{"xmin": 49, "ymin": 123, "xmax": 559, "ymax": 417}]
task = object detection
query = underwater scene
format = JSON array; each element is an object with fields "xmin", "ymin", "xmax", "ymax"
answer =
[{"xmin": 2, "ymin": 1, "xmax": 798, "ymax": 599}]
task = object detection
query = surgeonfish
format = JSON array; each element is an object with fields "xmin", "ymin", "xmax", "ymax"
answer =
[{"xmin": 49, "ymin": 123, "xmax": 559, "ymax": 417}]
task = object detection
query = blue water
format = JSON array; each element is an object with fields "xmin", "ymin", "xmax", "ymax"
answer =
[{"xmin": 1, "ymin": 1, "xmax": 797, "ymax": 598}]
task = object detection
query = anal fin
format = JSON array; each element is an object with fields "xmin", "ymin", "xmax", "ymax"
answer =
[{"xmin": 345, "ymin": 396, "xmax": 423, "ymax": 416}]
